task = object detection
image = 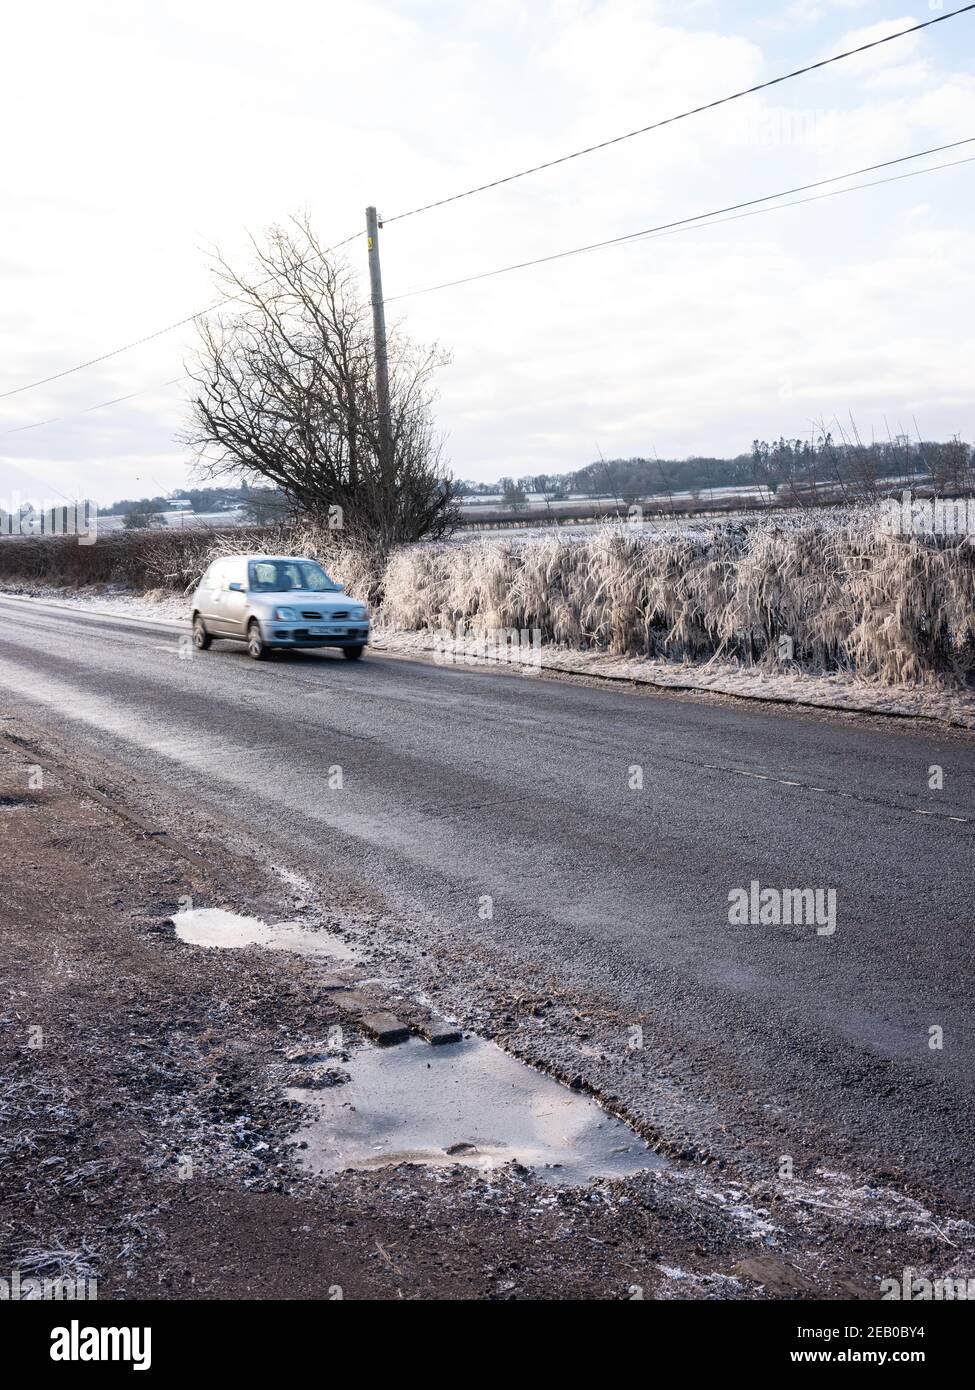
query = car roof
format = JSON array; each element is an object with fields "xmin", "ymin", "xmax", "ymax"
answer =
[{"xmin": 218, "ymin": 554, "xmax": 318, "ymax": 564}]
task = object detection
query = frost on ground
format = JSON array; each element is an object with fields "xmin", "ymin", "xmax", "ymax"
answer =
[
  {"xmin": 381, "ymin": 509, "xmax": 975, "ymax": 687},
  {"xmin": 0, "ymin": 582, "xmax": 190, "ymax": 624},
  {"xmin": 6, "ymin": 733, "xmax": 920, "ymax": 1300},
  {"xmin": 371, "ymin": 629, "xmax": 975, "ymax": 727},
  {"xmin": 4, "ymin": 578, "xmax": 974, "ymax": 727},
  {"xmin": 3, "ymin": 506, "xmax": 975, "ymax": 726}
]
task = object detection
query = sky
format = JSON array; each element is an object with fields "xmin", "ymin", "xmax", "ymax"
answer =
[{"xmin": 1, "ymin": 0, "xmax": 974, "ymax": 505}]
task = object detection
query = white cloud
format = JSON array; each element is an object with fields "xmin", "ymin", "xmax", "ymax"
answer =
[{"xmin": 1, "ymin": 0, "xmax": 973, "ymax": 501}]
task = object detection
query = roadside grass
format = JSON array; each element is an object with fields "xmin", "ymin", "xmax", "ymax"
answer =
[
  {"xmin": 383, "ymin": 512, "xmax": 975, "ymax": 685},
  {"xmin": 1, "ymin": 509, "xmax": 973, "ymax": 685}
]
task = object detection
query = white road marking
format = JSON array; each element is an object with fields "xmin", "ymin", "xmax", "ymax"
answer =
[{"xmin": 698, "ymin": 759, "xmax": 969, "ymax": 824}]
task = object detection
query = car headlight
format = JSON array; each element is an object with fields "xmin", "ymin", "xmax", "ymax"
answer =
[
  {"xmin": 351, "ymin": 605, "xmax": 368, "ymax": 619},
  {"xmin": 273, "ymin": 606, "xmax": 297, "ymax": 620}
]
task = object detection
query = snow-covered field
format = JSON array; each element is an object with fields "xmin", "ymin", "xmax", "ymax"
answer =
[
  {"xmin": 4, "ymin": 582, "xmax": 974, "ymax": 728},
  {"xmin": 452, "ymin": 515, "xmax": 760, "ymax": 541}
]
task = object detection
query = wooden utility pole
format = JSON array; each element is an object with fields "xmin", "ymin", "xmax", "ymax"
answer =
[{"xmin": 365, "ymin": 206, "xmax": 393, "ymax": 478}]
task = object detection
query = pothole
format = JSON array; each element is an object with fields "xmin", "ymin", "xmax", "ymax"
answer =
[
  {"xmin": 170, "ymin": 907, "xmax": 359, "ymax": 961},
  {"xmin": 287, "ymin": 1034, "xmax": 667, "ymax": 1186}
]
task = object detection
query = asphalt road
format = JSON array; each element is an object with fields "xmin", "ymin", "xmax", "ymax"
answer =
[{"xmin": 2, "ymin": 594, "xmax": 973, "ymax": 1210}]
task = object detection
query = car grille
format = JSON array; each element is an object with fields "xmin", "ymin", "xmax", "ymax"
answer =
[{"xmin": 302, "ymin": 609, "xmax": 350, "ymax": 620}]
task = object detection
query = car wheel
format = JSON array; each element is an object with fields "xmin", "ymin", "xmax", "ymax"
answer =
[
  {"xmin": 342, "ymin": 644, "xmax": 365, "ymax": 661},
  {"xmin": 192, "ymin": 615, "xmax": 211, "ymax": 650},
  {"xmin": 247, "ymin": 620, "xmax": 270, "ymax": 660}
]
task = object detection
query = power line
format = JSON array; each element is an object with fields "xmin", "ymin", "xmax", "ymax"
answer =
[
  {"xmin": 0, "ymin": 458, "xmax": 76, "ymax": 504},
  {"xmin": 382, "ymin": 4, "xmax": 975, "ymax": 225},
  {"xmin": 5, "ymin": 7, "xmax": 971, "ymax": 410},
  {"xmin": 0, "ymin": 312, "xmax": 215, "ymax": 404},
  {"xmin": 1, "ymin": 376, "xmax": 188, "ymax": 437},
  {"xmin": 0, "ymin": 232, "xmax": 359, "ymax": 404},
  {"xmin": 9, "ymin": 141, "xmax": 971, "ymax": 438},
  {"xmin": 385, "ymin": 138, "xmax": 975, "ymax": 302},
  {"xmin": 628, "ymin": 152, "xmax": 975, "ymax": 252}
]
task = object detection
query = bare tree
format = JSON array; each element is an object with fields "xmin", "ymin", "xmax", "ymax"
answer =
[
  {"xmin": 927, "ymin": 435, "xmax": 975, "ymax": 494},
  {"xmin": 122, "ymin": 502, "xmax": 168, "ymax": 530},
  {"xmin": 185, "ymin": 218, "xmax": 458, "ymax": 546}
]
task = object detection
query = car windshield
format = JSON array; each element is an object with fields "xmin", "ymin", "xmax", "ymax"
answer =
[{"xmin": 247, "ymin": 560, "xmax": 339, "ymax": 593}]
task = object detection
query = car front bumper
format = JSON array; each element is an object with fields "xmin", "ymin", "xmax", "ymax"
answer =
[{"xmin": 264, "ymin": 621, "xmax": 370, "ymax": 647}]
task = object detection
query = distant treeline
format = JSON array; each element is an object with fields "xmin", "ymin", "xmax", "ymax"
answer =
[
  {"xmin": 101, "ymin": 484, "xmax": 290, "ymax": 521},
  {"xmin": 459, "ymin": 434, "xmax": 974, "ymax": 504},
  {"xmin": 93, "ymin": 434, "xmax": 974, "ymax": 522}
]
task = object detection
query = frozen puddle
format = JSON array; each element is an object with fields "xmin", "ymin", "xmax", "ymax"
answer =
[
  {"xmin": 171, "ymin": 907, "xmax": 358, "ymax": 961},
  {"xmin": 288, "ymin": 1035, "xmax": 667, "ymax": 1186}
]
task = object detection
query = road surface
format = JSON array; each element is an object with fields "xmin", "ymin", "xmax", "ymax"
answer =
[{"xmin": 1, "ymin": 593, "xmax": 972, "ymax": 1213}]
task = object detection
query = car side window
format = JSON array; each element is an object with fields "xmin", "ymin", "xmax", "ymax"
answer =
[{"xmin": 249, "ymin": 561, "xmax": 277, "ymax": 592}]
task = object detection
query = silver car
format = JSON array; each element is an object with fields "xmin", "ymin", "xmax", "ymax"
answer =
[{"xmin": 190, "ymin": 554, "xmax": 371, "ymax": 661}]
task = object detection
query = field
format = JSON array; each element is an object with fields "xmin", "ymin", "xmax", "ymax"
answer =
[{"xmin": 1, "ymin": 508, "xmax": 973, "ymax": 686}]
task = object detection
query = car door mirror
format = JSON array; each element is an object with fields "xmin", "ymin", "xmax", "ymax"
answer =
[{"xmin": 228, "ymin": 582, "xmax": 244, "ymax": 592}]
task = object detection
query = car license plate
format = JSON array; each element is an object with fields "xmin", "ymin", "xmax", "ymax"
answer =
[{"xmin": 310, "ymin": 624, "xmax": 341, "ymax": 636}]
